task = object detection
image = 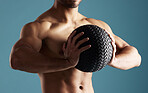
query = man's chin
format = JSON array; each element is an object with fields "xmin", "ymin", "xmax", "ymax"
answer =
[{"xmin": 65, "ymin": 4, "xmax": 79, "ymax": 8}]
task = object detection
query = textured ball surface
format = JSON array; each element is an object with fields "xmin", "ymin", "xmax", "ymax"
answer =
[{"xmin": 73, "ymin": 25, "xmax": 113, "ymax": 72}]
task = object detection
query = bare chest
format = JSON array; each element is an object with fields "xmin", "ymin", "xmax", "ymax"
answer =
[
  {"xmin": 37, "ymin": 21, "xmax": 94, "ymax": 93},
  {"xmin": 39, "ymin": 22, "xmax": 91, "ymax": 58}
]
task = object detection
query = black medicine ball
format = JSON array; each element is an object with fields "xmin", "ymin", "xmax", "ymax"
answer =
[{"xmin": 71, "ymin": 25, "xmax": 113, "ymax": 72}]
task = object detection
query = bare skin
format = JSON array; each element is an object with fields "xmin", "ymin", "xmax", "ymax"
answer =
[
  {"xmin": 9, "ymin": 0, "xmax": 141, "ymax": 93},
  {"xmin": 36, "ymin": 11, "xmax": 95, "ymax": 93}
]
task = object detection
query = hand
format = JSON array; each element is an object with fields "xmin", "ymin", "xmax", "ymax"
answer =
[
  {"xmin": 103, "ymin": 29, "xmax": 117, "ymax": 65},
  {"xmin": 62, "ymin": 31, "xmax": 91, "ymax": 67}
]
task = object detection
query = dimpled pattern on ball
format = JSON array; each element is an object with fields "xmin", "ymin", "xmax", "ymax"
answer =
[{"xmin": 73, "ymin": 25, "xmax": 113, "ymax": 72}]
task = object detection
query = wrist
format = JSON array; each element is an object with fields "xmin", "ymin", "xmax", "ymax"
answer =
[{"xmin": 65, "ymin": 59, "xmax": 75, "ymax": 68}]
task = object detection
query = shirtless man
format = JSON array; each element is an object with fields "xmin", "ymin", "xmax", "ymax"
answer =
[{"xmin": 9, "ymin": 0, "xmax": 141, "ymax": 93}]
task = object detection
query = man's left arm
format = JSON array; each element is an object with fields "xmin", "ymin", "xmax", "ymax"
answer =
[{"xmin": 100, "ymin": 21, "xmax": 141, "ymax": 70}]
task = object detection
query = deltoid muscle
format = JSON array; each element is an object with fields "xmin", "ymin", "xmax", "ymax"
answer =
[{"xmin": 72, "ymin": 25, "xmax": 113, "ymax": 72}]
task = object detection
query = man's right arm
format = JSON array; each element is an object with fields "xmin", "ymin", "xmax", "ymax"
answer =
[{"xmin": 9, "ymin": 22, "xmax": 73, "ymax": 73}]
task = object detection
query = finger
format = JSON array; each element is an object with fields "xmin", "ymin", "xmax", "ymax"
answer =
[
  {"xmin": 111, "ymin": 41, "xmax": 116, "ymax": 53},
  {"xmin": 67, "ymin": 31, "xmax": 76, "ymax": 48},
  {"xmin": 112, "ymin": 44, "xmax": 116, "ymax": 62},
  {"xmin": 110, "ymin": 35, "xmax": 115, "ymax": 43},
  {"xmin": 76, "ymin": 37, "xmax": 89, "ymax": 48},
  {"xmin": 71, "ymin": 32, "xmax": 84, "ymax": 46},
  {"xmin": 68, "ymin": 31, "xmax": 76, "ymax": 42},
  {"xmin": 79, "ymin": 45, "xmax": 91, "ymax": 53},
  {"xmin": 104, "ymin": 29, "xmax": 115, "ymax": 43},
  {"xmin": 108, "ymin": 42, "xmax": 116, "ymax": 65}
]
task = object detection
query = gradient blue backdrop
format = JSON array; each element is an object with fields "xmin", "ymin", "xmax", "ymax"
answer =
[{"xmin": 0, "ymin": 0, "xmax": 147, "ymax": 93}]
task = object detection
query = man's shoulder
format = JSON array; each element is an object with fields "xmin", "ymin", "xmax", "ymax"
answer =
[
  {"xmin": 23, "ymin": 20, "xmax": 52, "ymax": 32},
  {"xmin": 21, "ymin": 21, "xmax": 40, "ymax": 35},
  {"xmin": 85, "ymin": 18, "xmax": 101, "ymax": 23},
  {"xmin": 20, "ymin": 20, "xmax": 52, "ymax": 40},
  {"xmin": 85, "ymin": 18, "xmax": 108, "ymax": 28}
]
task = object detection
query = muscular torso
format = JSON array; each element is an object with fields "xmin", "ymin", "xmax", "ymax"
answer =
[{"xmin": 35, "ymin": 11, "xmax": 105, "ymax": 93}]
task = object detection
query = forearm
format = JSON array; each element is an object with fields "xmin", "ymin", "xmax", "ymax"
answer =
[
  {"xmin": 108, "ymin": 46, "xmax": 141, "ymax": 70},
  {"xmin": 10, "ymin": 46, "xmax": 73, "ymax": 73}
]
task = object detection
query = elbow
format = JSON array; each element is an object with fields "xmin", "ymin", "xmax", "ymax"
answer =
[
  {"xmin": 120, "ymin": 66, "xmax": 134, "ymax": 70},
  {"xmin": 128, "ymin": 46, "xmax": 142, "ymax": 68},
  {"xmin": 136, "ymin": 54, "xmax": 142, "ymax": 67},
  {"xmin": 9, "ymin": 46, "xmax": 25, "ymax": 70},
  {"xmin": 119, "ymin": 67, "xmax": 130, "ymax": 70},
  {"xmin": 132, "ymin": 46, "xmax": 142, "ymax": 67},
  {"xmin": 114, "ymin": 46, "xmax": 142, "ymax": 71},
  {"xmin": 122, "ymin": 54, "xmax": 141, "ymax": 71},
  {"xmin": 9, "ymin": 54, "xmax": 21, "ymax": 70}
]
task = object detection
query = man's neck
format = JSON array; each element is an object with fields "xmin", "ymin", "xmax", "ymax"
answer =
[{"xmin": 50, "ymin": 2, "xmax": 80, "ymax": 23}]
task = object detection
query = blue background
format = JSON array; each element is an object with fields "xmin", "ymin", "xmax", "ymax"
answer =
[{"xmin": 0, "ymin": 0, "xmax": 147, "ymax": 93}]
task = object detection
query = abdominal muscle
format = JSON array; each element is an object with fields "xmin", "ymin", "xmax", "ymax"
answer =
[
  {"xmin": 37, "ymin": 39, "xmax": 95, "ymax": 93},
  {"xmin": 36, "ymin": 17, "xmax": 96, "ymax": 93},
  {"xmin": 38, "ymin": 67, "xmax": 94, "ymax": 93}
]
